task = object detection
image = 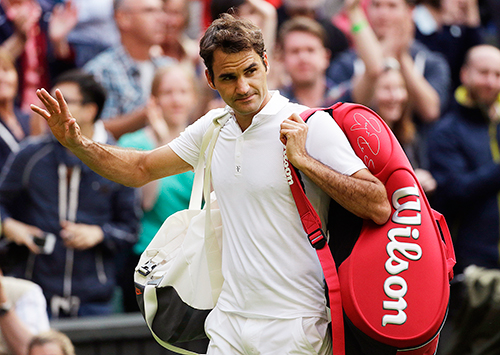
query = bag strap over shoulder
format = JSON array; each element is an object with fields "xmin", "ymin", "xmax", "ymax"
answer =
[
  {"xmin": 284, "ymin": 106, "xmax": 345, "ymax": 355},
  {"xmin": 189, "ymin": 112, "xmax": 229, "ymax": 210}
]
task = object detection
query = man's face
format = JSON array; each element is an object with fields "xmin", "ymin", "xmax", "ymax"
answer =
[
  {"xmin": 284, "ymin": 0, "xmax": 325, "ymax": 11},
  {"xmin": 206, "ymin": 49, "xmax": 270, "ymax": 122},
  {"xmin": 281, "ymin": 31, "xmax": 330, "ymax": 87},
  {"xmin": 155, "ymin": 69, "xmax": 195, "ymax": 127},
  {"xmin": 119, "ymin": 0, "xmax": 167, "ymax": 45},
  {"xmin": 0, "ymin": 64, "xmax": 18, "ymax": 102},
  {"xmin": 53, "ymin": 82, "xmax": 95, "ymax": 126},
  {"xmin": 163, "ymin": 0, "xmax": 188, "ymax": 42},
  {"xmin": 374, "ymin": 69, "xmax": 408, "ymax": 125},
  {"xmin": 462, "ymin": 48, "xmax": 500, "ymax": 107},
  {"xmin": 368, "ymin": 0, "xmax": 410, "ymax": 39}
]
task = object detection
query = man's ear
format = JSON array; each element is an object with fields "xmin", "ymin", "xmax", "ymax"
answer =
[
  {"xmin": 205, "ymin": 69, "xmax": 216, "ymax": 90},
  {"xmin": 83, "ymin": 102, "xmax": 99, "ymax": 124},
  {"xmin": 263, "ymin": 53, "xmax": 270, "ymax": 73},
  {"xmin": 114, "ymin": 11, "xmax": 131, "ymax": 31}
]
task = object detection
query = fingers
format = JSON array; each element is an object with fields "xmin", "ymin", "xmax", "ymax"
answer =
[
  {"xmin": 288, "ymin": 112, "xmax": 303, "ymax": 123},
  {"xmin": 25, "ymin": 239, "xmax": 41, "ymax": 254},
  {"xmin": 30, "ymin": 104, "xmax": 50, "ymax": 120},
  {"xmin": 55, "ymin": 89, "xmax": 73, "ymax": 120},
  {"xmin": 36, "ymin": 88, "xmax": 59, "ymax": 115}
]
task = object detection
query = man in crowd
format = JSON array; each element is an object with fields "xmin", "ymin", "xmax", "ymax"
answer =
[
  {"xmin": 84, "ymin": 0, "xmax": 174, "ymax": 139},
  {"xmin": 31, "ymin": 14, "xmax": 390, "ymax": 353},
  {"xmin": 0, "ymin": 69, "xmax": 139, "ymax": 318},
  {"xmin": 278, "ymin": 16, "xmax": 336, "ymax": 108},
  {"xmin": 428, "ymin": 43, "xmax": 500, "ymax": 355}
]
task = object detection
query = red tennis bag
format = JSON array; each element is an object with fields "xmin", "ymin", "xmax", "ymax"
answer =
[{"xmin": 288, "ymin": 102, "xmax": 456, "ymax": 355}]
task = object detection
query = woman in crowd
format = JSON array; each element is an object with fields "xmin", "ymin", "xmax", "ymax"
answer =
[
  {"xmin": 0, "ymin": 50, "xmax": 30, "ymax": 170},
  {"xmin": 370, "ymin": 61, "xmax": 437, "ymax": 195},
  {"xmin": 118, "ymin": 63, "xmax": 197, "ymax": 312}
]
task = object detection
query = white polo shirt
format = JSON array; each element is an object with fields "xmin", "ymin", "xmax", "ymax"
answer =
[{"xmin": 169, "ymin": 91, "xmax": 365, "ymax": 320}]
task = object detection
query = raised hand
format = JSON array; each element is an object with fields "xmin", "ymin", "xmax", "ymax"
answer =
[
  {"xmin": 146, "ymin": 98, "xmax": 170, "ymax": 145},
  {"xmin": 30, "ymin": 89, "xmax": 83, "ymax": 149},
  {"xmin": 48, "ymin": 0, "xmax": 78, "ymax": 45}
]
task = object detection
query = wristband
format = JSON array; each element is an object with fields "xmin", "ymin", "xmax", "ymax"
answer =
[{"xmin": 351, "ymin": 21, "xmax": 367, "ymax": 34}]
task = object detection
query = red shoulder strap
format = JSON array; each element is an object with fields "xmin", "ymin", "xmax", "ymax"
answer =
[{"xmin": 284, "ymin": 104, "xmax": 345, "ymax": 355}]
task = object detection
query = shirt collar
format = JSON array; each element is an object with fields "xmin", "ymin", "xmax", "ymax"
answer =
[{"xmin": 224, "ymin": 90, "xmax": 289, "ymax": 123}]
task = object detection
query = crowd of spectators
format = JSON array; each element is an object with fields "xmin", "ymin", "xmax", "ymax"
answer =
[{"xmin": 0, "ymin": 0, "xmax": 499, "ymax": 353}]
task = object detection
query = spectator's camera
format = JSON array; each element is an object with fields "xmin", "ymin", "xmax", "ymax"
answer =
[{"xmin": 32, "ymin": 233, "xmax": 56, "ymax": 255}]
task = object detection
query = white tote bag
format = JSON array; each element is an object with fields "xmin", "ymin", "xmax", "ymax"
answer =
[{"xmin": 134, "ymin": 113, "xmax": 228, "ymax": 355}]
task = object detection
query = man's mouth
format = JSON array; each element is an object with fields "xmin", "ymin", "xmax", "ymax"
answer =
[{"xmin": 236, "ymin": 94, "xmax": 254, "ymax": 102}]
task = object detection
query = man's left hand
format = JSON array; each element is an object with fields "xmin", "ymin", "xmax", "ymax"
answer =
[{"xmin": 280, "ymin": 113, "xmax": 309, "ymax": 168}]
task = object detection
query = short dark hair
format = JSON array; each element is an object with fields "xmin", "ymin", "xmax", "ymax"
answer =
[
  {"xmin": 53, "ymin": 69, "xmax": 107, "ymax": 122},
  {"xmin": 278, "ymin": 16, "xmax": 328, "ymax": 49},
  {"xmin": 199, "ymin": 13, "xmax": 266, "ymax": 82}
]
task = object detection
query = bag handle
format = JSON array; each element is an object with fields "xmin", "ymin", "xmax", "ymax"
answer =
[
  {"xmin": 432, "ymin": 209, "xmax": 456, "ymax": 280},
  {"xmin": 285, "ymin": 109, "xmax": 345, "ymax": 355}
]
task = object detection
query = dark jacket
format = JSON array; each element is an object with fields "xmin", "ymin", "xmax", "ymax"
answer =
[
  {"xmin": 428, "ymin": 102, "xmax": 500, "ymax": 273},
  {"xmin": 0, "ymin": 127, "xmax": 140, "ymax": 306}
]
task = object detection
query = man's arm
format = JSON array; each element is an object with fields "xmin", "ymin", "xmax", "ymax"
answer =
[
  {"xmin": 280, "ymin": 113, "xmax": 391, "ymax": 225},
  {"xmin": 30, "ymin": 89, "xmax": 192, "ymax": 187},
  {"xmin": 0, "ymin": 271, "xmax": 36, "ymax": 355}
]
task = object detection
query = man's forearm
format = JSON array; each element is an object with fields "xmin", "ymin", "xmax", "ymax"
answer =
[
  {"xmin": 72, "ymin": 136, "xmax": 191, "ymax": 187},
  {"xmin": 73, "ymin": 136, "xmax": 152, "ymax": 187},
  {"xmin": 0, "ymin": 310, "xmax": 33, "ymax": 355},
  {"xmin": 400, "ymin": 53, "xmax": 441, "ymax": 122},
  {"xmin": 298, "ymin": 157, "xmax": 391, "ymax": 225}
]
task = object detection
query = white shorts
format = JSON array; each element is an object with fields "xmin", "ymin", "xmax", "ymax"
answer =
[{"xmin": 205, "ymin": 307, "xmax": 332, "ymax": 355}]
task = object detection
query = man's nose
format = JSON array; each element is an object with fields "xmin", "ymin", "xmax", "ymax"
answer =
[{"xmin": 236, "ymin": 77, "xmax": 250, "ymax": 94}]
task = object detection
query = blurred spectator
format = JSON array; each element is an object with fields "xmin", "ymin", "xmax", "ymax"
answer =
[
  {"xmin": 479, "ymin": 0, "xmax": 500, "ymax": 47},
  {"xmin": 0, "ymin": 0, "xmax": 77, "ymax": 115},
  {"xmin": 0, "ymin": 69, "xmax": 140, "ymax": 318},
  {"xmin": 0, "ymin": 270, "xmax": 50, "ymax": 355},
  {"xmin": 160, "ymin": 0, "xmax": 200, "ymax": 65},
  {"xmin": 159, "ymin": 0, "xmax": 212, "ymax": 119},
  {"xmin": 202, "ymin": 0, "xmax": 281, "ymax": 29},
  {"xmin": 413, "ymin": 0, "xmax": 483, "ymax": 102},
  {"xmin": 27, "ymin": 330, "xmax": 74, "ymax": 355},
  {"xmin": 428, "ymin": 44, "xmax": 500, "ymax": 275},
  {"xmin": 428, "ymin": 44, "xmax": 500, "ymax": 355},
  {"xmin": 328, "ymin": 0, "xmax": 450, "ymax": 126},
  {"xmin": 277, "ymin": 16, "xmax": 334, "ymax": 107},
  {"xmin": 0, "ymin": 51, "xmax": 30, "ymax": 170},
  {"xmin": 210, "ymin": 0, "xmax": 277, "ymax": 57},
  {"xmin": 276, "ymin": 0, "xmax": 349, "ymax": 63},
  {"xmin": 84, "ymin": 0, "xmax": 174, "ymax": 139},
  {"xmin": 66, "ymin": 0, "xmax": 121, "ymax": 67},
  {"xmin": 371, "ymin": 62, "xmax": 437, "ymax": 194},
  {"xmin": 118, "ymin": 63, "xmax": 196, "ymax": 312}
]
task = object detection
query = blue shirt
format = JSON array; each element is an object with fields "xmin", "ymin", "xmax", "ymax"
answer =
[{"xmin": 84, "ymin": 44, "xmax": 174, "ymax": 119}]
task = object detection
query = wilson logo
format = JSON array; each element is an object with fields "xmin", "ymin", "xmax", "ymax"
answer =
[
  {"xmin": 283, "ymin": 149, "xmax": 294, "ymax": 185},
  {"xmin": 382, "ymin": 185, "xmax": 422, "ymax": 327}
]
